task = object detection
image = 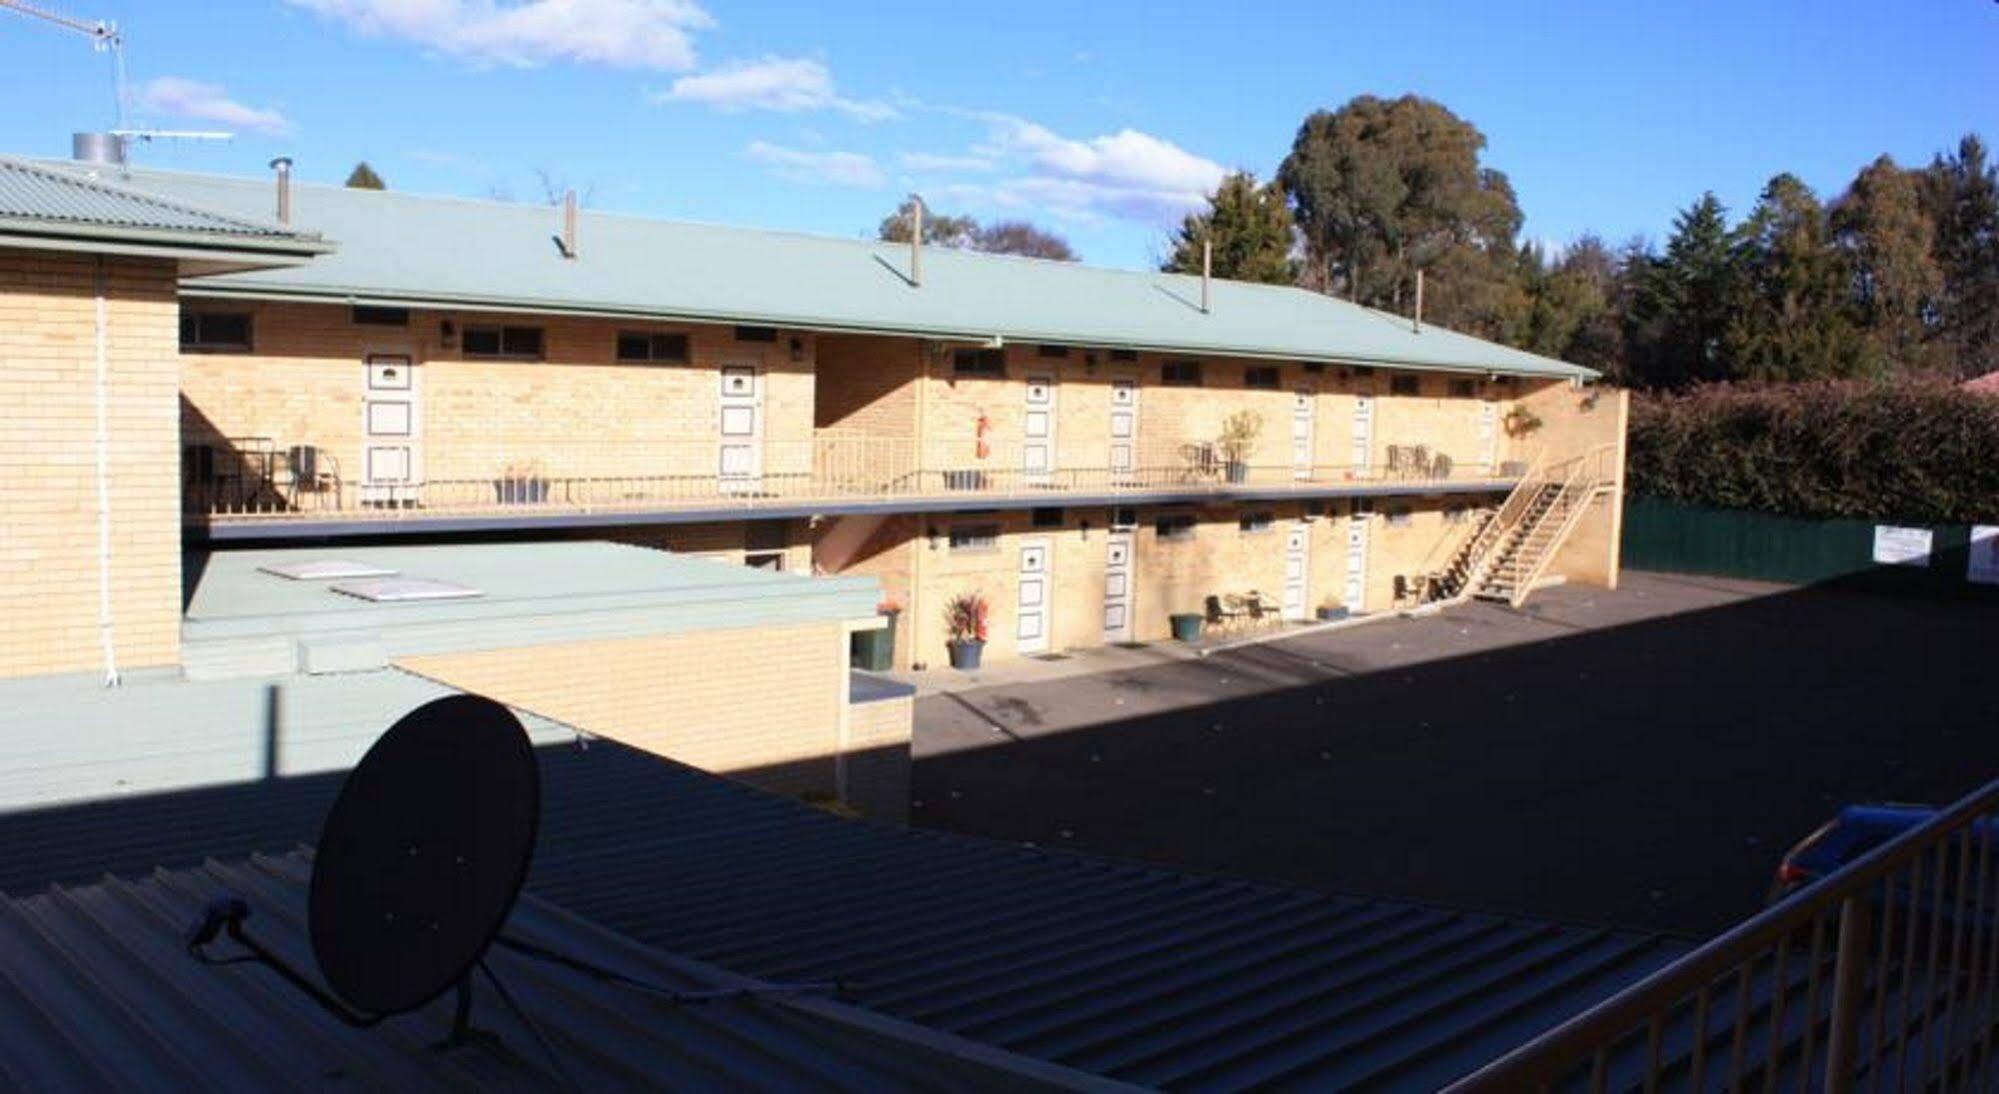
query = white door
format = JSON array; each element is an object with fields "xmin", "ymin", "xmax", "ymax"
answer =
[
  {"xmin": 1478, "ymin": 397, "xmax": 1500, "ymax": 473},
  {"xmin": 1103, "ymin": 531, "xmax": 1135, "ymax": 643},
  {"xmin": 718, "ymin": 365, "xmax": 763, "ymax": 494},
  {"xmin": 361, "ymin": 355, "xmax": 418, "ymax": 506},
  {"xmin": 1017, "ymin": 537, "xmax": 1052, "ymax": 654},
  {"xmin": 1024, "ymin": 374, "xmax": 1056, "ymax": 487},
  {"xmin": 1343, "ymin": 512, "xmax": 1369, "ymax": 610},
  {"xmin": 1283, "ymin": 523, "xmax": 1310, "ymax": 620},
  {"xmin": 1350, "ymin": 390, "xmax": 1375, "ymax": 477},
  {"xmin": 1291, "ymin": 387, "xmax": 1316, "ymax": 481},
  {"xmin": 1109, "ymin": 376, "xmax": 1138, "ymax": 484}
]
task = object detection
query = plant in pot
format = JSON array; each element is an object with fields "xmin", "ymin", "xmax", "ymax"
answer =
[
  {"xmin": 1169, "ymin": 606, "xmax": 1205, "ymax": 643},
  {"xmin": 1502, "ymin": 405, "xmax": 1544, "ymax": 439},
  {"xmin": 1217, "ymin": 410, "xmax": 1263, "ymax": 485},
  {"xmin": 1315, "ymin": 595, "xmax": 1349, "ymax": 622},
  {"xmin": 944, "ymin": 593, "xmax": 989, "ymax": 670},
  {"xmin": 495, "ymin": 459, "xmax": 550, "ymax": 505}
]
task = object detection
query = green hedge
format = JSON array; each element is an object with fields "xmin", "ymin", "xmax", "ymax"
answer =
[{"xmin": 1628, "ymin": 381, "xmax": 1999, "ymax": 524}]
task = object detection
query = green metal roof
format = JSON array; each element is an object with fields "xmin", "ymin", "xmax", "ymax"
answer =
[
  {"xmin": 0, "ymin": 156, "xmax": 330, "ymax": 262},
  {"xmin": 43, "ymin": 159, "xmax": 1592, "ymax": 379}
]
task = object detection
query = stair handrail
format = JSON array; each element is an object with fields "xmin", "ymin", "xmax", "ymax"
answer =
[
  {"xmin": 1450, "ymin": 447, "xmax": 1552, "ymax": 600},
  {"xmin": 1506, "ymin": 442, "xmax": 1618, "ymax": 607}
]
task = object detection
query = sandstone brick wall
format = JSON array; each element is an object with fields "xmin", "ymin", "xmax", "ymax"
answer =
[
  {"xmin": 397, "ymin": 619, "xmax": 849, "ymax": 797},
  {"xmin": 0, "ymin": 250, "xmax": 181, "ymax": 678}
]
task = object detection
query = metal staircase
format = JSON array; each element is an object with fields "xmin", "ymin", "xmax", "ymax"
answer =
[{"xmin": 1433, "ymin": 444, "xmax": 1618, "ymax": 608}]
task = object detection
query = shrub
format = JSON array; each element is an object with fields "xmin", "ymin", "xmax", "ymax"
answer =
[
  {"xmin": 944, "ymin": 593, "xmax": 989, "ymax": 644},
  {"xmin": 1628, "ymin": 380, "xmax": 1999, "ymax": 523}
]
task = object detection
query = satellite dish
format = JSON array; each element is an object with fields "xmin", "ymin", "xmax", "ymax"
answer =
[
  {"xmin": 189, "ymin": 694, "xmax": 539, "ymax": 1030},
  {"xmin": 310, "ymin": 695, "xmax": 540, "ymax": 1015}
]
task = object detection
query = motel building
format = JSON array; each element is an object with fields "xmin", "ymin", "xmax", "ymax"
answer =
[{"xmin": 0, "ymin": 146, "xmax": 1626, "ymax": 820}]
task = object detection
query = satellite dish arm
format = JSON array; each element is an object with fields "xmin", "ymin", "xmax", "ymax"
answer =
[{"xmin": 188, "ymin": 898, "xmax": 386, "ymax": 1028}]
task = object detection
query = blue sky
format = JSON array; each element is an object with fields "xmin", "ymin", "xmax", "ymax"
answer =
[{"xmin": 3, "ymin": 0, "xmax": 1994, "ymax": 268}]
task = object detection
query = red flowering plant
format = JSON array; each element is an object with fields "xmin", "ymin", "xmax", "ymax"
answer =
[{"xmin": 945, "ymin": 593, "xmax": 989, "ymax": 645}]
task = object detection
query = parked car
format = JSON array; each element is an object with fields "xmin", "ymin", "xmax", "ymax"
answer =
[{"xmin": 1769, "ymin": 803, "xmax": 1999, "ymax": 910}]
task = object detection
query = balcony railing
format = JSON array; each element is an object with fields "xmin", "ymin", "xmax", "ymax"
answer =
[{"xmin": 186, "ymin": 431, "xmax": 1526, "ymax": 526}]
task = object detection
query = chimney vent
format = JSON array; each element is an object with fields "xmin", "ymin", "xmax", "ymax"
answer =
[
  {"xmin": 72, "ymin": 132, "xmax": 126, "ymax": 166},
  {"xmin": 1412, "ymin": 269, "xmax": 1425, "ymax": 333},
  {"xmin": 269, "ymin": 157, "xmax": 293, "ymax": 226},
  {"xmin": 909, "ymin": 194, "xmax": 924, "ymax": 288},
  {"xmin": 561, "ymin": 189, "xmax": 578, "ymax": 259},
  {"xmin": 1201, "ymin": 238, "xmax": 1212, "ymax": 315}
]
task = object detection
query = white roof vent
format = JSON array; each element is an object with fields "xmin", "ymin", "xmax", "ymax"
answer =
[
  {"xmin": 260, "ymin": 559, "xmax": 400, "ymax": 581},
  {"xmin": 329, "ymin": 578, "xmax": 484, "ymax": 603}
]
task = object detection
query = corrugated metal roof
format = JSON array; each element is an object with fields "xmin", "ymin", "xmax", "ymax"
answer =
[
  {"xmin": 0, "ymin": 665, "xmax": 1689, "ymax": 1091},
  {"xmin": 0, "ymin": 852, "xmax": 1101, "ymax": 1090},
  {"xmin": 33, "ymin": 159, "xmax": 1591, "ymax": 379},
  {"xmin": 0, "ymin": 156, "xmax": 321, "ymax": 245}
]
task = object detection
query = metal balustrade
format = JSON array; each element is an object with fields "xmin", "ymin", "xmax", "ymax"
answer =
[
  {"xmin": 1448, "ymin": 775, "xmax": 1999, "ymax": 1092},
  {"xmin": 186, "ymin": 430, "xmax": 1527, "ymax": 525}
]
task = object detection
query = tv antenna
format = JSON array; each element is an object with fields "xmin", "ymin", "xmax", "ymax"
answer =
[{"xmin": 0, "ymin": 0, "xmax": 232, "ymax": 157}]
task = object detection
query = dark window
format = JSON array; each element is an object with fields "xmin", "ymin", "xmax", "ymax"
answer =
[
  {"xmin": 617, "ymin": 331, "xmax": 690, "ymax": 363},
  {"xmin": 1353, "ymin": 497, "xmax": 1374, "ymax": 515},
  {"xmin": 1243, "ymin": 366, "xmax": 1280, "ymax": 390},
  {"xmin": 1161, "ymin": 360, "xmax": 1203, "ymax": 386},
  {"xmin": 1036, "ymin": 344, "xmax": 1069, "ymax": 358},
  {"xmin": 952, "ymin": 348, "xmax": 1005, "ymax": 377},
  {"xmin": 1304, "ymin": 500, "xmax": 1326, "ymax": 518},
  {"xmin": 734, "ymin": 325, "xmax": 778, "ymax": 343},
  {"xmin": 1385, "ymin": 505, "xmax": 1413, "ymax": 526},
  {"xmin": 744, "ymin": 550, "xmax": 786, "ymax": 571},
  {"xmin": 1110, "ymin": 505, "xmax": 1137, "ymax": 529},
  {"xmin": 463, "ymin": 325, "xmax": 544, "ymax": 359},
  {"xmin": 1444, "ymin": 505, "xmax": 1470, "ymax": 525},
  {"xmin": 1389, "ymin": 375, "xmax": 1421, "ymax": 396},
  {"xmin": 1449, "ymin": 378, "xmax": 1476, "ymax": 397},
  {"xmin": 746, "ymin": 521, "xmax": 789, "ymax": 551},
  {"xmin": 1352, "ymin": 365, "xmax": 1376, "ymax": 377},
  {"xmin": 1032, "ymin": 507, "xmax": 1065, "ymax": 528},
  {"xmin": 352, "ymin": 305, "xmax": 409, "ymax": 327},
  {"xmin": 948, "ymin": 523, "xmax": 1001, "ymax": 551},
  {"xmin": 1109, "ymin": 349, "xmax": 1139, "ymax": 363},
  {"xmin": 1239, "ymin": 510, "xmax": 1274, "ymax": 534},
  {"xmin": 1155, "ymin": 513, "xmax": 1196, "ymax": 541},
  {"xmin": 179, "ymin": 311, "xmax": 252, "ymax": 352},
  {"xmin": 1303, "ymin": 362, "xmax": 1326, "ymax": 374}
]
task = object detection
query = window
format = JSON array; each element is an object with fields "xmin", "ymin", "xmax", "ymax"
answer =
[
  {"xmin": 617, "ymin": 331, "xmax": 690, "ymax": 363},
  {"xmin": 1449, "ymin": 378, "xmax": 1476, "ymax": 398},
  {"xmin": 1353, "ymin": 497, "xmax": 1374, "ymax": 516},
  {"xmin": 1155, "ymin": 513, "xmax": 1196, "ymax": 541},
  {"xmin": 352, "ymin": 305, "xmax": 408, "ymax": 327},
  {"xmin": 948, "ymin": 523, "xmax": 1001, "ymax": 552},
  {"xmin": 1161, "ymin": 360, "xmax": 1203, "ymax": 386},
  {"xmin": 179, "ymin": 311, "xmax": 252, "ymax": 352},
  {"xmin": 462, "ymin": 325, "xmax": 544, "ymax": 359},
  {"xmin": 952, "ymin": 348, "xmax": 1005, "ymax": 377},
  {"xmin": 1036, "ymin": 344, "xmax": 1069, "ymax": 359},
  {"xmin": 1110, "ymin": 506, "xmax": 1137, "ymax": 530},
  {"xmin": 1351, "ymin": 366, "xmax": 1376, "ymax": 378},
  {"xmin": 1109, "ymin": 349, "xmax": 1139, "ymax": 363},
  {"xmin": 1302, "ymin": 362, "xmax": 1326, "ymax": 375},
  {"xmin": 1032, "ymin": 507, "xmax": 1065, "ymax": 528},
  {"xmin": 1444, "ymin": 505, "xmax": 1470, "ymax": 525},
  {"xmin": 733, "ymin": 325, "xmax": 778, "ymax": 343},
  {"xmin": 1389, "ymin": 375, "xmax": 1421, "ymax": 396},
  {"xmin": 1243, "ymin": 366, "xmax": 1280, "ymax": 390},
  {"xmin": 1238, "ymin": 510, "xmax": 1274, "ymax": 534},
  {"xmin": 1385, "ymin": 506, "xmax": 1413, "ymax": 527},
  {"xmin": 744, "ymin": 550, "xmax": 786, "ymax": 571}
]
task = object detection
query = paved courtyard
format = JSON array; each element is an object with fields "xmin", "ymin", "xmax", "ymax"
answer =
[{"xmin": 909, "ymin": 572, "xmax": 1997, "ymax": 937}]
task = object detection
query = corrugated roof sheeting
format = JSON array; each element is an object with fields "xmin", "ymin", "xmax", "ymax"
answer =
[
  {"xmin": 0, "ymin": 852, "xmax": 1084, "ymax": 1090},
  {"xmin": 0, "ymin": 156, "xmax": 302, "ymax": 239},
  {"xmin": 39, "ymin": 160, "xmax": 1593, "ymax": 379}
]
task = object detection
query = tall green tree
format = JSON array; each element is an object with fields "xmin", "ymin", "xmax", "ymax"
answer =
[
  {"xmin": 1624, "ymin": 194, "xmax": 1742, "ymax": 387},
  {"xmin": 1922, "ymin": 135, "xmax": 1999, "ymax": 378},
  {"xmin": 1725, "ymin": 174, "xmax": 1870, "ymax": 381},
  {"xmin": 344, "ymin": 161, "xmax": 385, "ymax": 190},
  {"xmin": 1832, "ymin": 155, "xmax": 1944, "ymax": 373},
  {"xmin": 1162, "ymin": 171, "xmax": 1297, "ymax": 284},
  {"xmin": 1276, "ymin": 94, "xmax": 1526, "ymax": 339},
  {"xmin": 1519, "ymin": 235, "xmax": 1627, "ymax": 376},
  {"xmin": 878, "ymin": 198, "xmax": 979, "ymax": 249}
]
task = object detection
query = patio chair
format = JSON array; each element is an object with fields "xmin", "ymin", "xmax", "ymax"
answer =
[
  {"xmin": 1430, "ymin": 453, "xmax": 1453, "ymax": 480},
  {"xmin": 1206, "ymin": 594, "xmax": 1250, "ymax": 633}
]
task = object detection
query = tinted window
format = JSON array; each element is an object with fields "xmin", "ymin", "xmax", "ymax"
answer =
[
  {"xmin": 1244, "ymin": 366, "xmax": 1280, "ymax": 390},
  {"xmin": 352, "ymin": 305, "xmax": 409, "ymax": 326},
  {"xmin": 180, "ymin": 312, "xmax": 252, "ymax": 351},
  {"xmin": 734, "ymin": 325, "xmax": 778, "ymax": 343},
  {"xmin": 952, "ymin": 349, "xmax": 1005, "ymax": 377},
  {"xmin": 1161, "ymin": 360, "xmax": 1202, "ymax": 386}
]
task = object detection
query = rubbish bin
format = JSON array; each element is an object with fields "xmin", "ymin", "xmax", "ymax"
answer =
[
  {"xmin": 1170, "ymin": 613, "xmax": 1204, "ymax": 643},
  {"xmin": 850, "ymin": 613, "xmax": 898, "ymax": 671}
]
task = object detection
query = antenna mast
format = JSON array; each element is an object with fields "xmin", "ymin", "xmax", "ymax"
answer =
[{"xmin": 1, "ymin": 0, "xmax": 233, "ymax": 156}]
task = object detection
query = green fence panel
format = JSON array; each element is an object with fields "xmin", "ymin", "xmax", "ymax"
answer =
[{"xmin": 1623, "ymin": 496, "xmax": 1990, "ymax": 596}]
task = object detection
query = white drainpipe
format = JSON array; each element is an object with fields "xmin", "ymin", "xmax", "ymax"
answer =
[{"xmin": 92, "ymin": 257, "xmax": 120, "ymax": 686}]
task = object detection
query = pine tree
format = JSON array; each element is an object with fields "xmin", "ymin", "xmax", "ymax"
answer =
[
  {"xmin": 1163, "ymin": 172, "xmax": 1297, "ymax": 284},
  {"xmin": 1923, "ymin": 135, "xmax": 1999, "ymax": 378},
  {"xmin": 1725, "ymin": 174, "xmax": 1869, "ymax": 381},
  {"xmin": 344, "ymin": 162, "xmax": 385, "ymax": 190},
  {"xmin": 1625, "ymin": 193, "xmax": 1741, "ymax": 387},
  {"xmin": 1832, "ymin": 155, "xmax": 1944, "ymax": 373}
]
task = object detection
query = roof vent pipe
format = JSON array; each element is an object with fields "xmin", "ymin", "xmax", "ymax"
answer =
[
  {"xmin": 1201, "ymin": 238, "xmax": 1212, "ymax": 315},
  {"xmin": 1412, "ymin": 269, "xmax": 1426, "ymax": 333},
  {"xmin": 909, "ymin": 194, "xmax": 923, "ymax": 288},
  {"xmin": 269, "ymin": 157, "xmax": 293, "ymax": 226},
  {"xmin": 72, "ymin": 132, "xmax": 126, "ymax": 166},
  {"xmin": 561, "ymin": 189, "xmax": 578, "ymax": 259}
]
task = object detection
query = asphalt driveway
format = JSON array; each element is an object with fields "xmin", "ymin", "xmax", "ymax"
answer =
[{"xmin": 910, "ymin": 572, "xmax": 1997, "ymax": 937}]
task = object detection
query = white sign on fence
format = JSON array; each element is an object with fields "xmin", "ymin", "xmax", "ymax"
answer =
[
  {"xmin": 1872, "ymin": 525, "xmax": 1933, "ymax": 567},
  {"xmin": 1969, "ymin": 525, "xmax": 1999, "ymax": 585}
]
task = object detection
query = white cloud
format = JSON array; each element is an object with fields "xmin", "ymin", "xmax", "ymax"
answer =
[
  {"xmin": 656, "ymin": 56, "xmax": 895, "ymax": 121},
  {"xmin": 285, "ymin": 0, "xmax": 713, "ymax": 70},
  {"xmin": 137, "ymin": 78, "xmax": 295, "ymax": 136},
  {"xmin": 898, "ymin": 151, "xmax": 994, "ymax": 172},
  {"xmin": 744, "ymin": 141, "xmax": 884, "ymax": 188},
  {"xmin": 937, "ymin": 114, "xmax": 1226, "ymax": 223}
]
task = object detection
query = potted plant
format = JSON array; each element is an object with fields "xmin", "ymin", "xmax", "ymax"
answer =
[
  {"xmin": 1315, "ymin": 596, "xmax": 1349, "ymax": 622},
  {"xmin": 1502, "ymin": 405, "xmax": 1544, "ymax": 439},
  {"xmin": 851, "ymin": 597, "xmax": 902, "ymax": 672},
  {"xmin": 495, "ymin": 459, "xmax": 550, "ymax": 505},
  {"xmin": 944, "ymin": 593, "xmax": 989, "ymax": 670},
  {"xmin": 1217, "ymin": 410, "xmax": 1263, "ymax": 484},
  {"xmin": 1169, "ymin": 609, "xmax": 1205, "ymax": 643}
]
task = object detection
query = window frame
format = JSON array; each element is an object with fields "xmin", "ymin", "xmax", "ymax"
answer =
[
  {"xmin": 1238, "ymin": 510, "xmax": 1276, "ymax": 534},
  {"xmin": 947, "ymin": 522, "xmax": 1002, "ymax": 552},
  {"xmin": 951, "ymin": 348, "xmax": 1006, "ymax": 377},
  {"xmin": 1243, "ymin": 365, "xmax": 1281, "ymax": 390},
  {"xmin": 1160, "ymin": 360, "xmax": 1204, "ymax": 387},
  {"xmin": 1389, "ymin": 374, "xmax": 1422, "ymax": 396},
  {"xmin": 462, "ymin": 324, "xmax": 545, "ymax": 360},
  {"xmin": 733, "ymin": 325, "xmax": 778, "ymax": 343},
  {"xmin": 179, "ymin": 311, "xmax": 254, "ymax": 353},
  {"xmin": 616, "ymin": 330, "xmax": 691, "ymax": 364},
  {"xmin": 1154, "ymin": 513, "xmax": 1197, "ymax": 542},
  {"xmin": 351, "ymin": 305, "xmax": 409, "ymax": 327},
  {"xmin": 1031, "ymin": 507, "xmax": 1065, "ymax": 529}
]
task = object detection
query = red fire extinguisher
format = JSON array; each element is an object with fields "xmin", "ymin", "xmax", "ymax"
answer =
[{"xmin": 975, "ymin": 412, "xmax": 991, "ymax": 460}]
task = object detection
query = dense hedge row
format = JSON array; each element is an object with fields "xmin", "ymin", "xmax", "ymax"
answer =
[{"xmin": 1627, "ymin": 381, "xmax": 1999, "ymax": 523}]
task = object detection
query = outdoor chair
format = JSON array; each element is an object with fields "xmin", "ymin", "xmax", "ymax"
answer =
[
  {"xmin": 1206, "ymin": 594, "xmax": 1250, "ymax": 633},
  {"xmin": 1430, "ymin": 453, "xmax": 1453, "ymax": 480}
]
